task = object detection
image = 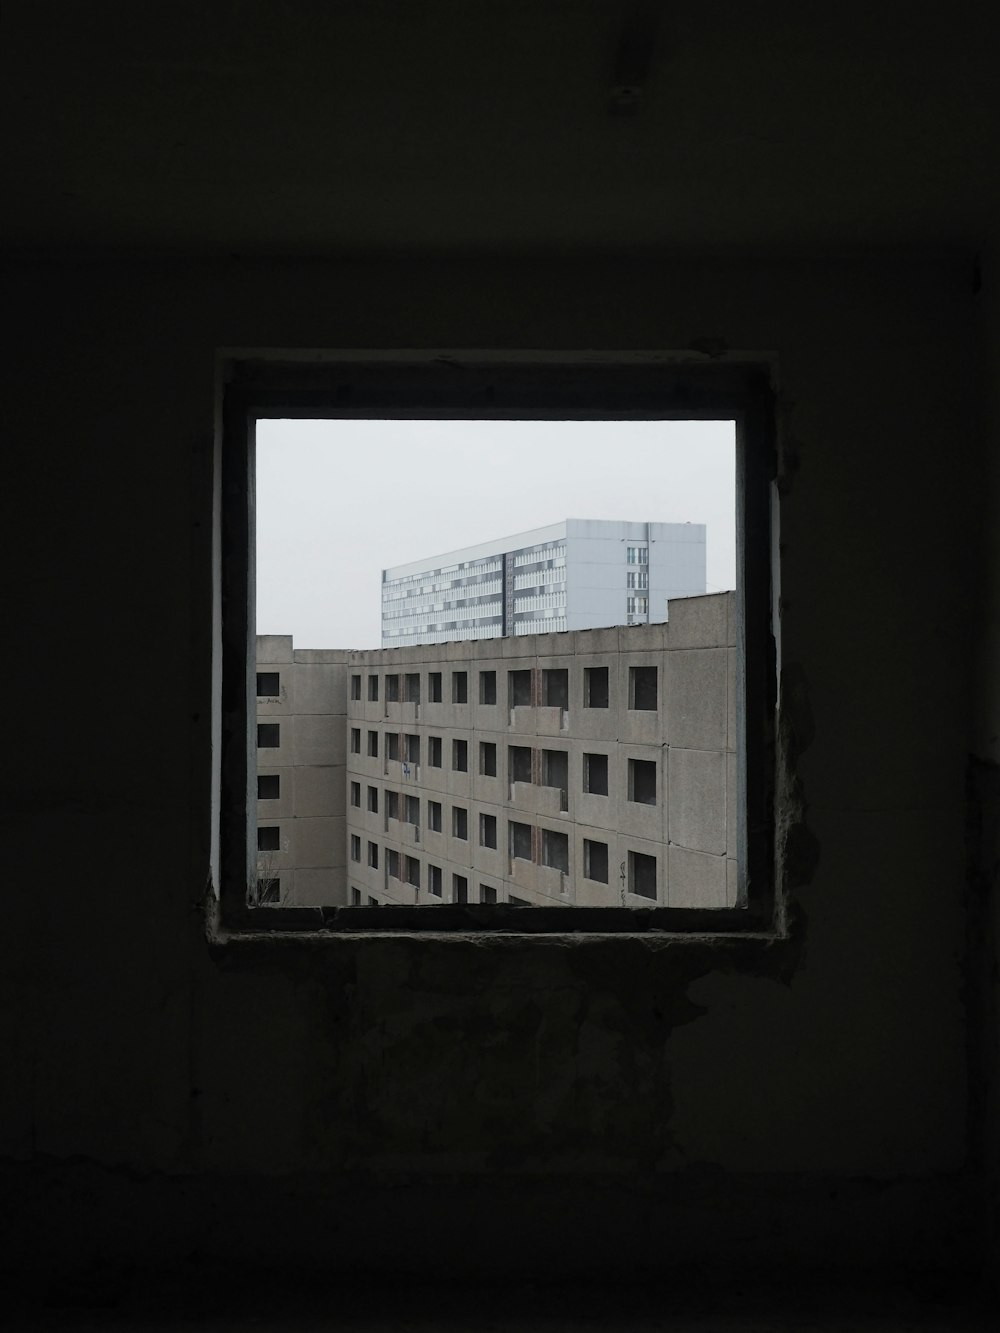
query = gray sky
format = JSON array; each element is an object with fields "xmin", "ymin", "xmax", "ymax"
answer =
[{"xmin": 256, "ymin": 419, "xmax": 735, "ymax": 648}]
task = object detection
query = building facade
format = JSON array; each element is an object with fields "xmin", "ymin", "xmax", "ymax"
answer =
[
  {"xmin": 381, "ymin": 518, "xmax": 707, "ymax": 647},
  {"xmin": 346, "ymin": 592, "xmax": 737, "ymax": 910},
  {"xmin": 254, "ymin": 637, "xmax": 350, "ymax": 907}
]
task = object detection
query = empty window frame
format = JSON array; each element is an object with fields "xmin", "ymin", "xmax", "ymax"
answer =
[
  {"xmin": 584, "ymin": 666, "xmax": 609, "ymax": 709},
  {"xmin": 258, "ymin": 826, "xmax": 280, "ymax": 851},
  {"xmin": 385, "ymin": 673, "xmax": 400, "ymax": 702},
  {"xmin": 542, "ymin": 668, "xmax": 568, "ymax": 709},
  {"xmin": 350, "ymin": 834, "xmax": 361, "ymax": 862},
  {"xmin": 509, "ymin": 820, "xmax": 533, "ymax": 862},
  {"xmin": 367, "ymin": 785, "xmax": 379, "ymax": 813},
  {"xmin": 452, "ymin": 671, "xmax": 468, "ymax": 704},
  {"xmin": 453, "ymin": 874, "xmax": 469, "ymax": 904},
  {"xmin": 428, "ymin": 799, "xmax": 442, "ymax": 832},
  {"xmin": 628, "ymin": 758, "xmax": 657, "ymax": 805},
  {"xmin": 428, "ymin": 672, "xmax": 443, "ymax": 702},
  {"xmin": 479, "ymin": 670, "xmax": 497, "ymax": 704},
  {"xmin": 367, "ymin": 841, "xmax": 379, "ymax": 869},
  {"xmin": 428, "ymin": 735, "xmax": 443, "ymax": 767},
  {"xmin": 584, "ymin": 838, "xmax": 609, "ymax": 883},
  {"xmin": 452, "ymin": 806, "xmax": 468, "ymax": 840},
  {"xmin": 367, "ymin": 730, "xmax": 379, "ymax": 758},
  {"xmin": 480, "ymin": 741, "xmax": 497, "ymax": 777},
  {"xmin": 405, "ymin": 794, "xmax": 420, "ymax": 826},
  {"xmin": 257, "ymin": 774, "xmax": 280, "ymax": 799},
  {"xmin": 349, "ymin": 727, "xmax": 361, "ymax": 754},
  {"xmin": 405, "ymin": 855, "xmax": 420, "ymax": 888},
  {"xmin": 386, "ymin": 790, "xmax": 399, "ymax": 820},
  {"xmin": 628, "ymin": 850, "xmax": 657, "ymax": 900},
  {"xmin": 386, "ymin": 848, "xmax": 400, "ymax": 880},
  {"xmin": 404, "ymin": 673, "xmax": 420, "ymax": 703},
  {"xmin": 629, "ymin": 665, "xmax": 657, "ymax": 711},
  {"xmin": 257, "ymin": 723, "xmax": 280, "ymax": 748},
  {"xmin": 480, "ymin": 884, "xmax": 497, "ymax": 905},
  {"xmin": 542, "ymin": 828, "xmax": 569, "ymax": 873},
  {"xmin": 350, "ymin": 673, "xmax": 361, "ymax": 700},
  {"xmin": 256, "ymin": 671, "xmax": 280, "ymax": 697},
  {"xmin": 508, "ymin": 669, "xmax": 532, "ymax": 708},
  {"xmin": 452, "ymin": 738, "xmax": 468, "ymax": 772},
  {"xmin": 350, "ymin": 780, "xmax": 361, "ymax": 807},
  {"xmin": 405, "ymin": 733, "xmax": 420, "ymax": 765},
  {"xmin": 583, "ymin": 752, "xmax": 609, "ymax": 796},
  {"xmin": 428, "ymin": 864, "xmax": 443, "ymax": 897},
  {"xmin": 386, "ymin": 732, "xmax": 400, "ymax": 762},
  {"xmin": 222, "ymin": 360, "xmax": 772, "ymax": 932},
  {"xmin": 367, "ymin": 674, "xmax": 379, "ymax": 702},
  {"xmin": 480, "ymin": 813, "xmax": 498, "ymax": 848},
  {"xmin": 509, "ymin": 744, "xmax": 533, "ymax": 786}
]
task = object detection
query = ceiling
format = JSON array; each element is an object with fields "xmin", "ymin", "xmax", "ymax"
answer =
[{"xmin": 3, "ymin": 0, "xmax": 999, "ymax": 255}]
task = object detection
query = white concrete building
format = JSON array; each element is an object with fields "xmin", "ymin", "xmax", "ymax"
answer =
[{"xmin": 381, "ymin": 519, "xmax": 707, "ymax": 647}]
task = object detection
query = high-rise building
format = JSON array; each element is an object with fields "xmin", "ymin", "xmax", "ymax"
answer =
[{"xmin": 380, "ymin": 519, "xmax": 706, "ymax": 647}]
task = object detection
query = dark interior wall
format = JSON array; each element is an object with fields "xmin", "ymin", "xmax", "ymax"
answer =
[{"xmin": 1, "ymin": 252, "xmax": 993, "ymax": 1283}]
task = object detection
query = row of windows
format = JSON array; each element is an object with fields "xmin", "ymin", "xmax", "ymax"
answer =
[
  {"xmin": 348, "ymin": 665, "xmax": 657, "ymax": 712},
  {"xmin": 346, "ymin": 837, "xmax": 658, "ymax": 899},
  {"xmin": 348, "ymin": 748, "xmax": 657, "ymax": 805}
]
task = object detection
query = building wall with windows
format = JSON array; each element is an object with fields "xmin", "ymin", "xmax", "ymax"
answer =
[
  {"xmin": 381, "ymin": 518, "xmax": 707, "ymax": 646},
  {"xmin": 255, "ymin": 637, "xmax": 350, "ymax": 907},
  {"xmin": 348, "ymin": 592, "xmax": 736, "ymax": 908}
]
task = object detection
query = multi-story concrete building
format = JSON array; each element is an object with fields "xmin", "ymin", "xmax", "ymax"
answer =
[
  {"xmin": 254, "ymin": 637, "xmax": 350, "ymax": 906},
  {"xmin": 381, "ymin": 518, "xmax": 707, "ymax": 647},
  {"xmin": 345, "ymin": 592, "xmax": 737, "ymax": 910}
]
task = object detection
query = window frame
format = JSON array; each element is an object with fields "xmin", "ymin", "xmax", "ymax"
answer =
[{"xmin": 219, "ymin": 356, "xmax": 776, "ymax": 935}]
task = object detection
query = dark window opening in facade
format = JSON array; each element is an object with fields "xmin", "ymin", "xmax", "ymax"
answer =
[
  {"xmin": 367, "ymin": 730, "xmax": 378, "ymax": 758},
  {"xmin": 452, "ymin": 806, "xmax": 468, "ymax": 840},
  {"xmin": 385, "ymin": 673, "xmax": 400, "ymax": 702},
  {"xmin": 387, "ymin": 848, "xmax": 400, "ymax": 880},
  {"xmin": 584, "ymin": 839, "xmax": 609, "ymax": 883},
  {"xmin": 350, "ymin": 780, "xmax": 361, "ymax": 807},
  {"xmin": 452, "ymin": 671, "xmax": 468, "ymax": 704},
  {"xmin": 386, "ymin": 732, "xmax": 400, "ymax": 762},
  {"xmin": 428, "ymin": 735, "xmax": 443, "ymax": 767},
  {"xmin": 480, "ymin": 813, "xmax": 498, "ymax": 849},
  {"xmin": 386, "ymin": 790, "xmax": 399, "ymax": 820},
  {"xmin": 258, "ymin": 774, "xmax": 280, "ymax": 799},
  {"xmin": 405, "ymin": 733, "xmax": 420, "ymax": 765},
  {"xmin": 479, "ymin": 670, "xmax": 497, "ymax": 705},
  {"xmin": 350, "ymin": 886, "xmax": 362, "ymax": 906},
  {"xmin": 542, "ymin": 668, "xmax": 568, "ymax": 710},
  {"xmin": 629, "ymin": 850, "xmax": 657, "ymax": 899},
  {"xmin": 542, "ymin": 828, "xmax": 569, "ymax": 873},
  {"xmin": 480, "ymin": 741, "xmax": 497, "ymax": 777},
  {"xmin": 510, "ymin": 820, "xmax": 532, "ymax": 862},
  {"xmin": 367, "ymin": 785, "xmax": 379, "ymax": 813},
  {"xmin": 256, "ymin": 671, "xmax": 280, "ymax": 697},
  {"xmin": 367, "ymin": 841, "xmax": 379, "ymax": 869},
  {"xmin": 428, "ymin": 671, "xmax": 442, "ymax": 702},
  {"xmin": 453, "ymin": 738, "xmax": 468, "ymax": 772},
  {"xmin": 429, "ymin": 864, "xmax": 443, "ymax": 897},
  {"xmin": 367, "ymin": 674, "xmax": 379, "ymax": 702},
  {"xmin": 258, "ymin": 723, "xmax": 280, "ymax": 748},
  {"xmin": 509, "ymin": 669, "xmax": 532, "ymax": 708},
  {"xmin": 350, "ymin": 673, "xmax": 361, "ymax": 700},
  {"xmin": 453, "ymin": 875, "xmax": 469, "ymax": 904},
  {"xmin": 428, "ymin": 799, "xmax": 442, "ymax": 832},
  {"xmin": 480, "ymin": 884, "xmax": 497, "ymax": 905},
  {"xmin": 630, "ymin": 665, "xmax": 657, "ymax": 711},
  {"xmin": 404, "ymin": 672, "xmax": 420, "ymax": 703},
  {"xmin": 509, "ymin": 744, "xmax": 532, "ymax": 786},
  {"xmin": 350, "ymin": 727, "xmax": 361, "ymax": 754},
  {"xmin": 350, "ymin": 834, "xmax": 361, "ymax": 862},
  {"xmin": 583, "ymin": 753, "xmax": 609, "ymax": 796},
  {"xmin": 405, "ymin": 794, "xmax": 420, "ymax": 826},
  {"xmin": 629, "ymin": 758, "xmax": 657, "ymax": 805},
  {"xmin": 584, "ymin": 666, "xmax": 609, "ymax": 709},
  {"xmin": 258, "ymin": 878, "xmax": 280, "ymax": 905},
  {"xmin": 405, "ymin": 855, "xmax": 420, "ymax": 888},
  {"xmin": 258, "ymin": 825, "xmax": 280, "ymax": 851}
]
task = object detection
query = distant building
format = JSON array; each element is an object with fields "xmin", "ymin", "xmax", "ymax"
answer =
[
  {"xmin": 380, "ymin": 519, "xmax": 707, "ymax": 647},
  {"xmin": 251, "ymin": 591, "xmax": 737, "ymax": 911}
]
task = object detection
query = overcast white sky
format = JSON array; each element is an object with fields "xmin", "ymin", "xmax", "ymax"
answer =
[{"xmin": 256, "ymin": 419, "xmax": 735, "ymax": 648}]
